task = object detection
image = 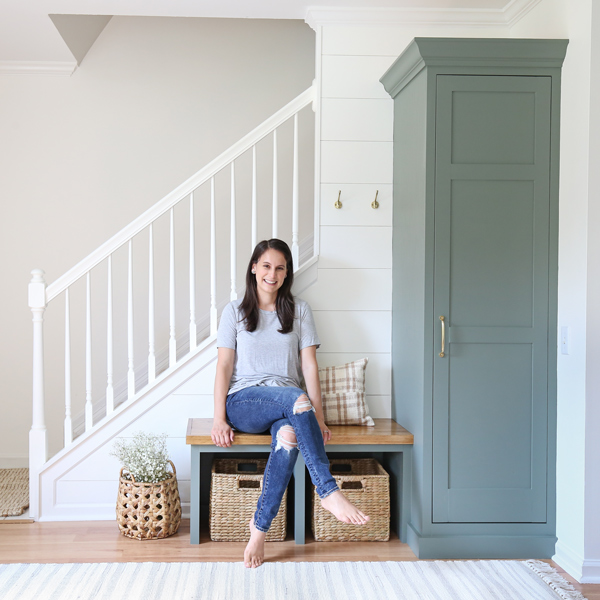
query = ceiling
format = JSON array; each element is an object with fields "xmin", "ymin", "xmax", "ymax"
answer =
[{"xmin": 0, "ymin": 0, "xmax": 533, "ymax": 65}]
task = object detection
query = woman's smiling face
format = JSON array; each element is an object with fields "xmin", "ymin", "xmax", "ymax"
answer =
[{"xmin": 253, "ymin": 248, "xmax": 288, "ymax": 297}]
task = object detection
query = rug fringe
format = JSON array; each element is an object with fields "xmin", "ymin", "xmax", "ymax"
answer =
[{"xmin": 524, "ymin": 560, "xmax": 587, "ymax": 600}]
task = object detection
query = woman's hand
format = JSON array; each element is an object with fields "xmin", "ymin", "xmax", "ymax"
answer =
[
  {"xmin": 211, "ymin": 419, "xmax": 235, "ymax": 448},
  {"xmin": 317, "ymin": 417, "xmax": 332, "ymax": 445}
]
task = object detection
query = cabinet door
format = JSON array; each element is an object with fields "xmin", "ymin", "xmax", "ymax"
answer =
[{"xmin": 432, "ymin": 75, "xmax": 552, "ymax": 523}]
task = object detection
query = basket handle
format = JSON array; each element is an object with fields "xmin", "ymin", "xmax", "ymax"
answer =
[
  {"xmin": 236, "ymin": 462, "xmax": 258, "ymax": 473},
  {"xmin": 340, "ymin": 479, "xmax": 367, "ymax": 492},
  {"xmin": 120, "ymin": 460, "xmax": 176, "ymax": 484},
  {"xmin": 120, "ymin": 467, "xmax": 137, "ymax": 484},
  {"xmin": 237, "ymin": 478, "xmax": 262, "ymax": 490}
]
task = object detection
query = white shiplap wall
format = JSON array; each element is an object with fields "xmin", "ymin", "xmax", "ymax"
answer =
[
  {"xmin": 308, "ymin": 26, "xmax": 416, "ymax": 420},
  {"xmin": 310, "ymin": 23, "xmax": 500, "ymax": 418}
]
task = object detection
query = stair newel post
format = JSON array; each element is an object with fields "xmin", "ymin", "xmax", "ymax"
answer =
[
  {"xmin": 148, "ymin": 224, "xmax": 156, "ymax": 382},
  {"xmin": 64, "ymin": 288, "xmax": 73, "ymax": 445},
  {"xmin": 210, "ymin": 177, "xmax": 218, "ymax": 336},
  {"xmin": 85, "ymin": 272, "xmax": 93, "ymax": 430},
  {"xmin": 127, "ymin": 241, "xmax": 135, "ymax": 399},
  {"xmin": 272, "ymin": 129, "xmax": 278, "ymax": 238},
  {"xmin": 251, "ymin": 145, "xmax": 257, "ymax": 251},
  {"xmin": 169, "ymin": 208, "xmax": 177, "ymax": 367},
  {"xmin": 189, "ymin": 193, "xmax": 197, "ymax": 351},
  {"xmin": 230, "ymin": 162, "xmax": 237, "ymax": 301},
  {"xmin": 106, "ymin": 255, "xmax": 114, "ymax": 414},
  {"xmin": 29, "ymin": 268, "xmax": 47, "ymax": 520},
  {"xmin": 292, "ymin": 112, "xmax": 300, "ymax": 268}
]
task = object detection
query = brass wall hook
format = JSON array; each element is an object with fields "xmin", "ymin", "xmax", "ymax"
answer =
[
  {"xmin": 371, "ymin": 190, "xmax": 379, "ymax": 209},
  {"xmin": 334, "ymin": 190, "xmax": 342, "ymax": 209}
]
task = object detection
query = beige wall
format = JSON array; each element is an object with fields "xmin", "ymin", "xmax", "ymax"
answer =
[{"xmin": 0, "ymin": 16, "xmax": 315, "ymax": 466}]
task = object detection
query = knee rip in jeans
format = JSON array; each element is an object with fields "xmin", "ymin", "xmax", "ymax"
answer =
[
  {"xmin": 275, "ymin": 425, "xmax": 297, "ymax": 452},
  {"xmin": 293, "ymin": 394, "xmax": 315, "ymax": 415}
]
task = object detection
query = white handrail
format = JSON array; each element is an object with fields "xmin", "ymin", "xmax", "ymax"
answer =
[{"xmin": 45, "ymin": 86, "xmax": 315, "ymax": 302}]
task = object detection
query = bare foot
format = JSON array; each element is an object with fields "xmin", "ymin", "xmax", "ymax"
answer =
[
  {"xmin": 321, "ymin": 490, "xmax": 370, "ymax": 525},
  {"xmin": 244, "ymin": 520, "xmax": 266, "ymax": 568}
]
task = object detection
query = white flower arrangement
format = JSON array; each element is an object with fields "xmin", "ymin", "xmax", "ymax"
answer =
[{"xmin": 111, "ymin": 432, "xmax": 172, "ymax": 483}]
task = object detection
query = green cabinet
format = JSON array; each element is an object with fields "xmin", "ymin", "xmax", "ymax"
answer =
[{"xmin": 381, "ymin": 38, "xmax": 568, "ymax": 558}]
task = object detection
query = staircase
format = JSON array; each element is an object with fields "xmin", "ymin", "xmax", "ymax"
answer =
[{"xmin": 28, "ymin": 86, "xmax": 318, "ymax": 521}]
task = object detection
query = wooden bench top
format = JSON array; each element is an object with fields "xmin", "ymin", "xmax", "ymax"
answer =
[{"xmin": 186, "ymin": 418, "xmax": 413, "ymax": 446}]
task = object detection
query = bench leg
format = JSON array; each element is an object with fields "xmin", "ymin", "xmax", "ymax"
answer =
[
  {"xmin": 294, "ymin": 454, "xmax": 306, "ymax": 544},
  {"xmin": 190, "ymin": 446, "xmax": 201, "ymax": 544},
  {"xmin": 400, "ymin": 448, "xmax": 412, "ymax": 543}
]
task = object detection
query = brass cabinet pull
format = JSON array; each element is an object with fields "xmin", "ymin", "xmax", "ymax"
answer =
[{"xmin": 439, "ymin": 316, "xmax": 445, "ymax": 358}]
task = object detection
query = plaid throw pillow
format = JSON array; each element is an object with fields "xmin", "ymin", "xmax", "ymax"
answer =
[{"xmin": 318, "ymin": 358, "xmax": 374, "ymax": 426}]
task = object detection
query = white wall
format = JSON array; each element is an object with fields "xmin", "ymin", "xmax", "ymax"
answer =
[
  {"xmin": 584, "ymin": 0, "xmax": 600, "ymax": 583},
  {"xmin": 0, "ymin": 17, "xmax": 315, "ymax": 467},
  {"xmin": 511, "ymin": 0, "xmax": 600, "ymax": 583}
]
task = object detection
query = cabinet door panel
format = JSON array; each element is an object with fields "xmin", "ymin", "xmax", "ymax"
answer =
[{"xmin": 432, "ymin": 75, "xmax": 551, "ymax": 523}]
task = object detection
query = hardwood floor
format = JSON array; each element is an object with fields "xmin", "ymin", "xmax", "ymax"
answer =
[{"xmin": 0, "ymin": 520, "xmax": 597, "ymax": 598}]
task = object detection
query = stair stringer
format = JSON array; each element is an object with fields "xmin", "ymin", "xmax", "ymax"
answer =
[{"xmin": 36, "ymin": 257, "xmax": 319, "ymax": 521}]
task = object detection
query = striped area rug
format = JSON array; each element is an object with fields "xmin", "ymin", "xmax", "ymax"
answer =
[{"xmin": 0, "ymin": 560, "xmax": 586, "ymax": 600}]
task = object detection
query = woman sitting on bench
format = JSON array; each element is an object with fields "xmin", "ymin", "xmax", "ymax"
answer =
[{"xmin": 211, "ymin": 238, "xmax": 369, "ymax": 568}]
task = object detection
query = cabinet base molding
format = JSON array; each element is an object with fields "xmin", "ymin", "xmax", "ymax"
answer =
[{"xmin": 408, "ymin": 523, "xmax": 557, "ymax": 559}]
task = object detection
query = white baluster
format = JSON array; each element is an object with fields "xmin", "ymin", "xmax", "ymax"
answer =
[
  {"xmin": 127, "ymin": 241, "xmax": 135, "ymax": 399},
  {"xmin": 28, "ymin": 268, "xmax": 47, "ymax": 521},
  {"xmin": 189, "ymin": 193, "xmax": 197, "ymax": 351},
  {"xmin": 210, "ymin": 177, "xmax": 218, "ymax": 335},
  {"xmin": 230, "ymin": 162, "xmax": 237, "ymax": 301},
  {"xmin": 106, "ymin": 256, "xmax": 114, "ymax": 414},
  {"xmin": 292, "ymin": 113, "xmax": 300, "ymax": 268},
  {"xmin": 252, "ymin": 144, "xmax": 257, "ymax": 250},
  {"xmin": 272, "ymin": 129, "xmax": 278, "ymax": 238},
  {"xmin": 85, "ymin": 272, "xmax": 93, "ymax": 430},
  {"xmin": 148, "ymin": 224, "xmax": 156, "ymax": 382},
  {"xmin": 64, "ymin": 288, "xmax": 72, "ymax": 445},
  {"xmin": 169, "ymin": 208, "xmax": 177, "ymax": 367}
]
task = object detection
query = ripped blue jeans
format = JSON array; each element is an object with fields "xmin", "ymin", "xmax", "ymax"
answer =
[{"xmin": 226, "ymin": 385, "xmax": 339, "ymax": 533}]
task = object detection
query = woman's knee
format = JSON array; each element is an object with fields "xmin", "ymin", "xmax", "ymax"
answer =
[
  {"xmin": 293, "ymin": 393, "xmax": 315, "ymax": 415},
  {"xmin": 275, "ymin": 424, "xmax": 297, "ymax": 452}
]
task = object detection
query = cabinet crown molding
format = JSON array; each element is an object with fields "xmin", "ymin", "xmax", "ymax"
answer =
[{"xmin": 380, "ymin": 37, "xmax": 569, "ymax": 98}]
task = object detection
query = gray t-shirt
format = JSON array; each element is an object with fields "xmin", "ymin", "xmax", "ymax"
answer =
[{"xmin": 216, "ymin": 298, "xmax": 320, "ymax": 395}]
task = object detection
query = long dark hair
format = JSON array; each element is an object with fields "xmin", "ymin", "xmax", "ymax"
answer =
[{"xmin": 239, "ymin": 239, "xmax": 295, "ymax": 334}]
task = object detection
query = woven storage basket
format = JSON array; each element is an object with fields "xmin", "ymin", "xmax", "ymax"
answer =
[
  {"xmin": 210, "ymin": 458, "xmax": 287, "ymax": 542},
  {"xmin": 116, "ymin": 460, "xmax": 181, "ymax": 540},
  {"xmin": 312, "ymin": 458, "xmax": 390, "ymax": 542}
]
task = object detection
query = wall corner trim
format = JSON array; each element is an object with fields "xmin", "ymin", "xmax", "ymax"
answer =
[
  {"xmin": 0, "ymin": 61, "xmax": 77, "ymax": 76},
  {"xmin": 553, "ymin": 540, "xmax": 584, "ymax": 582}
]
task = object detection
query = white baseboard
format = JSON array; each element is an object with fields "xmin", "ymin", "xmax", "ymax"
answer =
[
  {"xmin": 580, "ymin": 559, "xmax": 600, "ymax": 584},
  {"xmin": 0, "ymin": 455, "xmax": 28, "ymax": 468},
  {"xmin": 553, "ymin": 540, "xmax": 584, "ymax": 582}
]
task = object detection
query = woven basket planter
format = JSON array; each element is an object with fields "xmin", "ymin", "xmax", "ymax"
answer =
[
  {"xmin": 312, "ymin": 458, "xmax": 390, "ymax": 542},
  {"xmin": 116, "ymin": 460, "xmax": 181, "ymax": 540},
  {"xmin": 210, "ymin": 458, "xmax": 287, "ymax": 542}
]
